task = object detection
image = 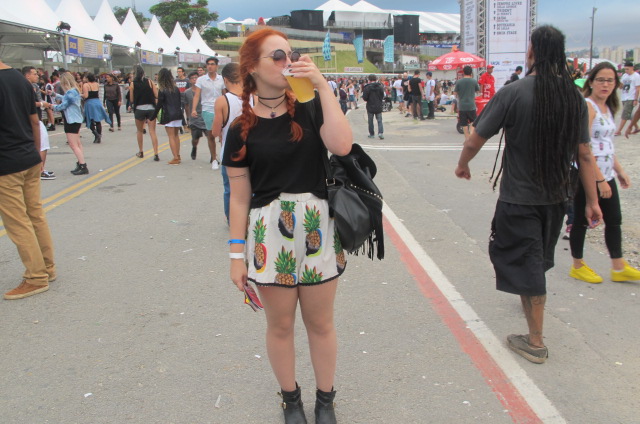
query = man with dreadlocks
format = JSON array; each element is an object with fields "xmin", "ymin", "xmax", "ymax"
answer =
[{"xmin": 455, "ymin": 25, "xmax": 603, "ymax": 364}]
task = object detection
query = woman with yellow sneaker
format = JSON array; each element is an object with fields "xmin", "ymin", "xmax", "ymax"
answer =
[{"xmin": 569, "ymin": 62, "xmax": 640, "ymax": 283}]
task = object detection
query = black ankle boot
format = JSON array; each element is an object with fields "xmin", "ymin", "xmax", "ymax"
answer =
[
  {"xmin": 70, "ymin": 162, "xmax": 80, "ymax": 173},
  {"xmin": 71, "ymin": 163, "xmax": 89, "ymax": 175},
  {"xmin": 315, "ymin": 388, "xmax": 337, "ymax": 424},
  {"xmin": 279, "ymin": 384, "xmax": 307, "ymax": 424},
  {"xmin": 191, "ymin": 146, "xmax": 197, "ymax": 160},
  {"xmin": 92, "ymin": 132, "xmax": 101, "ymax": 143}
]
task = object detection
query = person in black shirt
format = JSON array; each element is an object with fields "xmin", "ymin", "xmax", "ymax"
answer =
[
  {"xmin": 362, "ymin": 74, "xmax": 385, "ymax": 139},
  {"xmin": 223, "ymin": 28, "xmax": 352, "ymax": 424},
  {"xmin": 408, "ymin": 70, "xmax": 425, "ymax": 120},
  {"xmin": 0, "ymin": 58, "xmax": 56, "ymax": 300}
]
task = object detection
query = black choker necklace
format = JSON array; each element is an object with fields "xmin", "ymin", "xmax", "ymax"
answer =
[
  {"xmin": 258, "ymin": 98, "xmax": 286, "ymax": 118},
  {"xmin": 257, "ymin": 93, "xmax": 285, "ymax": 101}
]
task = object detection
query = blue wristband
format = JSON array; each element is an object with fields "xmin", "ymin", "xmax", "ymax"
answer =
[{"xmin": 227, "ymin": 239, "xmax": 246, "ymax": 245}]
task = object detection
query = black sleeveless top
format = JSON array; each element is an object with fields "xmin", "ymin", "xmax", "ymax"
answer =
[
  {"xmin": 87, "ymin": 91, "xmax": 99, "ymax": 99},
  {"xmin": 133, "ymin": 78, "xmax": 155, "ymax": 107}
]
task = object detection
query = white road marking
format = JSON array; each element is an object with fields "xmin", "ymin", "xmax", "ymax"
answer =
[{"xmin": 383, "ymin": 203, "xmax": 566, "ymax": 424}]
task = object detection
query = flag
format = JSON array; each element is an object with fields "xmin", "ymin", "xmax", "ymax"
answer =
[
  {"xmin": 383, "ymin": 35, "xmax": 394, "ymax": 63},
  {"xmin": 353, "ymin": 35, "xmax": 364, "ymax": 64},
  {"xmin": 323, "ymin": 31, "xmax": 331, "ymax": 61}
]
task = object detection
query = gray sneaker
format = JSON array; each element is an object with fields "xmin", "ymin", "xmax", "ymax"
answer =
[{"xmin": 507, "ymin": 334, "xmax": 548, "ymax": 364}]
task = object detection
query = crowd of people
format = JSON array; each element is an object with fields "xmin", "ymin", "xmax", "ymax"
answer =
[{"xmin": 3, "ymin": 24, "xmax": 640, "ymax": 424}]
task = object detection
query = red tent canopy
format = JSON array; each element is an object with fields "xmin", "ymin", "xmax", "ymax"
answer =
[{"xmin": 428, "ymin": 47, "xmax": 486, "ymax": 71}]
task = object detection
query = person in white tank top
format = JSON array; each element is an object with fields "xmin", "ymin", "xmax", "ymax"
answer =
[
  {"xmin": 212, "ymin": 63, "xmax": 253, "ymax": 223},
  {"xmin": 569, "ymin": 62, "xmax": 640, "ymax": 284}
]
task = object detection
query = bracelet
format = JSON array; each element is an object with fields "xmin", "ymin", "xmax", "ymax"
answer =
[
  {"xmin": 596, "ymin": 179, "xmax": 605, "ymax": 183},
  {"xmin": 229, "ymin": 252, "xmax": 245, "ymax": 260},
  {"xmin": 227, "ymin": 239, "xmax": 246, "ymax": 245}
]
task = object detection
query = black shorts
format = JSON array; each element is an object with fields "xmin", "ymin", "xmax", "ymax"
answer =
[
  {"xmin": 489, "ymin": 201, "xmax": 565, "ymax": 296},
  {"xmin": 134, "ymin": 109, "xmax": 155, "ymax": 121},
  {"xmin": 458, "ymin": 109, "xmax": 477, "ymax": 126},
  {"xmin": 64, "ymin": 122, "xmax": 81, "ymax": 134},
  {"xmin": 190, "ymin": 126, "xmax": 205, "ymax": 138}
]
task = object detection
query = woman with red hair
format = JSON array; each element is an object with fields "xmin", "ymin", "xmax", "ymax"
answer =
[{"xmin": 223, "ymin": 28, "xmax": 352, "ymax": 424}]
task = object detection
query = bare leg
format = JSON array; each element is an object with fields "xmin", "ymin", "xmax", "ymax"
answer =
[
  {"xmin": 257, "ymin": 286, "xmax": 300, "ymax": 392},
  {"xmin": 66, "ymin": 133, "xmax": 85, "ymax": 164},
  {"xmin": 39, "ymin": 150, "xmax": 47, "ymax": 171},
  {"xmin": 206, "ymin": 130, "xmax": 216, "ymax": 162},
  {"xmin": 615, "ymin": 119, "xmax": 627, "ymax": 135},
  {"xmin": 166, "ymin": 127, "xmax": 180, "ymax": 159},
  {"xmin": 135, "ymin": 119, "xmax": 145, "ymax": 152},
  {"xmin": 520, "ymin": 295, "xmax": 546, "ymax": 347},
  {"xmin": 147, "ymin": 119, "xmax": 159, "ymax": 155},
  {"xmin": 299, "ymin": 279, "xmax": 338, "ymax": 392}
]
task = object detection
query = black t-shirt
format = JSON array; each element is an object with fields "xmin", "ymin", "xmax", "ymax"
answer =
[
  {"xmin": 0, "ymin": 68, "xmax": 40, "ymax": 176},
  {"xmin": 474, "ymin": 75, "xmax": 589, "ymax": 205},
  {"xmin": 409, "ymin": 77, "xmax": 422, "ymax": 95},
  {"xmin": 222, "ymin": 96, "xmax": 326, "ymax": 209}
]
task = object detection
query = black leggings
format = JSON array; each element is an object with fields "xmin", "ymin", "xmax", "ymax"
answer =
[
  {"xmin": 90, "ymin": 121, "xmax": 102, "ymax": 136},
  {"xmin": 105, "ymin": 99, "xmax": 121, "ymax": 127},
  {"xmin": 570, "ymin": 178, "xmax": 622, "ymax": 259}
]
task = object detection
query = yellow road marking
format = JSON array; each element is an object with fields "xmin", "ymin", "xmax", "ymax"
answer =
[{"xmin": 0, "ymin": 135, "xmax": 191, "ymax": 238}]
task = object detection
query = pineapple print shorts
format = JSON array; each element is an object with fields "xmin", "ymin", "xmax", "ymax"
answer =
[{"xmin": 246, "ymin": 193, "xmax": 347, "ymax": 288}]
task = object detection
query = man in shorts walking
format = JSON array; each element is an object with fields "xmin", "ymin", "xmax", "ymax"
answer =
[
  {"xmin": 184, "ymin": 71, "xmax": 207, "ymax": 160},
  {"xmin": 455, "ymin": 26, "xmax": 602, "ymax": 364},
  {"xmin": 615, "ymin": 62, "xmax": 640, "ymax": 136},
  {"xmin": 453, "ymin": 66, "xmax": 480, "ymax": 138},
  {"xmin": 191, "ymin": 57, "xmax": 225, "ymax": 169}
]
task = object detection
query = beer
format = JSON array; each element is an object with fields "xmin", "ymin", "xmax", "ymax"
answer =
[{"xmin": 282, "ymin": 68, "xmax": 315, "ymax": 103}]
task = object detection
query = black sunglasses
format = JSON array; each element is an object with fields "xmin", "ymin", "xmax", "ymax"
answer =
[{"xmin": 262, "ymin": 49, "xmax": 300, "ymax": 63}]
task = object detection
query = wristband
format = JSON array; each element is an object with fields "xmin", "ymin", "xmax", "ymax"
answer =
[
  {"xmin": 227, "ymin": 239, "xmax": 246, "ymax": 245},
  {"xmin": 596, "ymin": 179, "xmax": 605, "ymax": 183},
  {"xmin": 229, "ymin": 252, "xmax": 245, "ymax": 260}
]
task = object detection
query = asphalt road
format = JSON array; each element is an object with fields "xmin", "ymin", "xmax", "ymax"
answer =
[{"xmin": 1, "ymin": 105, "xmax": 638, "ymax": 423}]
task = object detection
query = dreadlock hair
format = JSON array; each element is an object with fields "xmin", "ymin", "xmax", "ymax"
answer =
[
  {"xmin": 526, "ymin": 25, "xmax": 583, "ymax": 199},
  {"xmin": 582, "ymin": 62, "xmax": 620, "ymax": 117},
  {"xmin": 157, "ymin": 68, "xmax": 177, "ymax": 93},
  {"xmin": 231, "ymin": 28, "xmax": 302, "ymax": 161}
]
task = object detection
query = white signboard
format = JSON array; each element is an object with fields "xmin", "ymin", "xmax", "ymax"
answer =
[
  {"xmin": 487, "ymin": 0, "xmax": 531, "ymax": 88},
  {"xmin": 463, "ymin": 0, "xmax": 477, "ymax": 54}
]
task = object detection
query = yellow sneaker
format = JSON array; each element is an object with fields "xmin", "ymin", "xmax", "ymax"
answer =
[
  {"xmin": 569, "ymin": 263, "xmax": 603, "ymax": 284},
  {"xmin": 611, "ymin": 261, "xmax": 640, "ymax": 282}
]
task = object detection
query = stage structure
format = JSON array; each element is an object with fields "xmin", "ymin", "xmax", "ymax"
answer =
[{"xmin": 459, "ymin": 0, "xmax": 537, "ymax": 87}]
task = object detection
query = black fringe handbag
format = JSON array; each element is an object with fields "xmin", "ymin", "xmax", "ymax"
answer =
[{"xmin": 322, "ymin": 144, "xmax": 385, "ymax": 260}]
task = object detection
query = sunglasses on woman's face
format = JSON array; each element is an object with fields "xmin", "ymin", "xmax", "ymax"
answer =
[{"xmin": 262, "ymin": 49, "xmax": 300, "ymax": 64}]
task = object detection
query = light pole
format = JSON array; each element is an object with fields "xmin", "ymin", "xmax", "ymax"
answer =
[
  {"xmin": 56, "ymin": 21, "xmax": 71, "ymax": 69},
  {"xmin": 104, "ymin": 34, "xmax": 113, "ymax": 72},
  {"xmin": 589, "ymin": 7, "xmax": 597, "ymax": 72}
]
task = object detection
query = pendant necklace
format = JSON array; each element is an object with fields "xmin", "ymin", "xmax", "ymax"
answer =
[{"xmin": 258, "ymin": 98, "xmax": 286, "ymax": 118}]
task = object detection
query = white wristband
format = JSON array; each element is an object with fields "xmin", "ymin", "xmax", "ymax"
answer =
[{"xmin": 229, "ymin": 252, "xmax": 245, "ymax": 260}]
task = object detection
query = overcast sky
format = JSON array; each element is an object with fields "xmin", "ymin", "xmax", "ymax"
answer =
[{"xmin": 44, "ymin": 0, "xmax": 639, "ymax": 50}]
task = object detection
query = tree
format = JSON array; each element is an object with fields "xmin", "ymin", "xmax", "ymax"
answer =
[
  {"xmin": 113, "ymin": 6, "xmax": 149, "ymax": 27},
  {"xmin": 202, "ymin": 28, "xmax": 230, "ymax": 44},
  {"xmin": 149, "ymin": 0, "xmax": 219, "ymax": 37}
]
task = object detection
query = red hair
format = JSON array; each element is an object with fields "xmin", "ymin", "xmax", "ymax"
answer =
[{"xmin": 231, "ymin": 28, "xmax": 303, "ymax": 162}]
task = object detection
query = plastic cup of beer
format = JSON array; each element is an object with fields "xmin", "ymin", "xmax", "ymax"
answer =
[{"xmin": 282, "ymin": 68, "xmax": 315, "ymax": 103}]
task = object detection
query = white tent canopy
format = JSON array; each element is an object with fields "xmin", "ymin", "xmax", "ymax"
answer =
[
  {"xmin": 145, "ymin": 16, "xmax": 176, "ymax": 53},
  {"xmin": 120, "ymin": 8, "xmax": 154, "ymax": 51},
  {"xmin": 55, "ymin": 0, "xmax": 104, "ymax": 41},
  {"xmin": 189, "ymin": 28, "xmax": 217, "ymax": 57},
  {"xmin": 93, "ymin": 0, "xmax": 135, "ymax": 47},
  {"xmin": 2, "ymin": 0, "xmax": 60, "ymax": 32},
  {"xmin": 315, "ymin": 0, "xmax": 354, "ymax": 25},
  {"xmin": 169, "ymin": 22, "xmax": 198, "ymax": 54},
  {"xmin": 351, "ymin": 0, "xmax": 385, "ymax": 12}
]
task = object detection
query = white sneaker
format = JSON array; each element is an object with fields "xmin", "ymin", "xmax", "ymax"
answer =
[{"xmin": 211, "ymin": 159, "xmax": 220, "ymax": 170}]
